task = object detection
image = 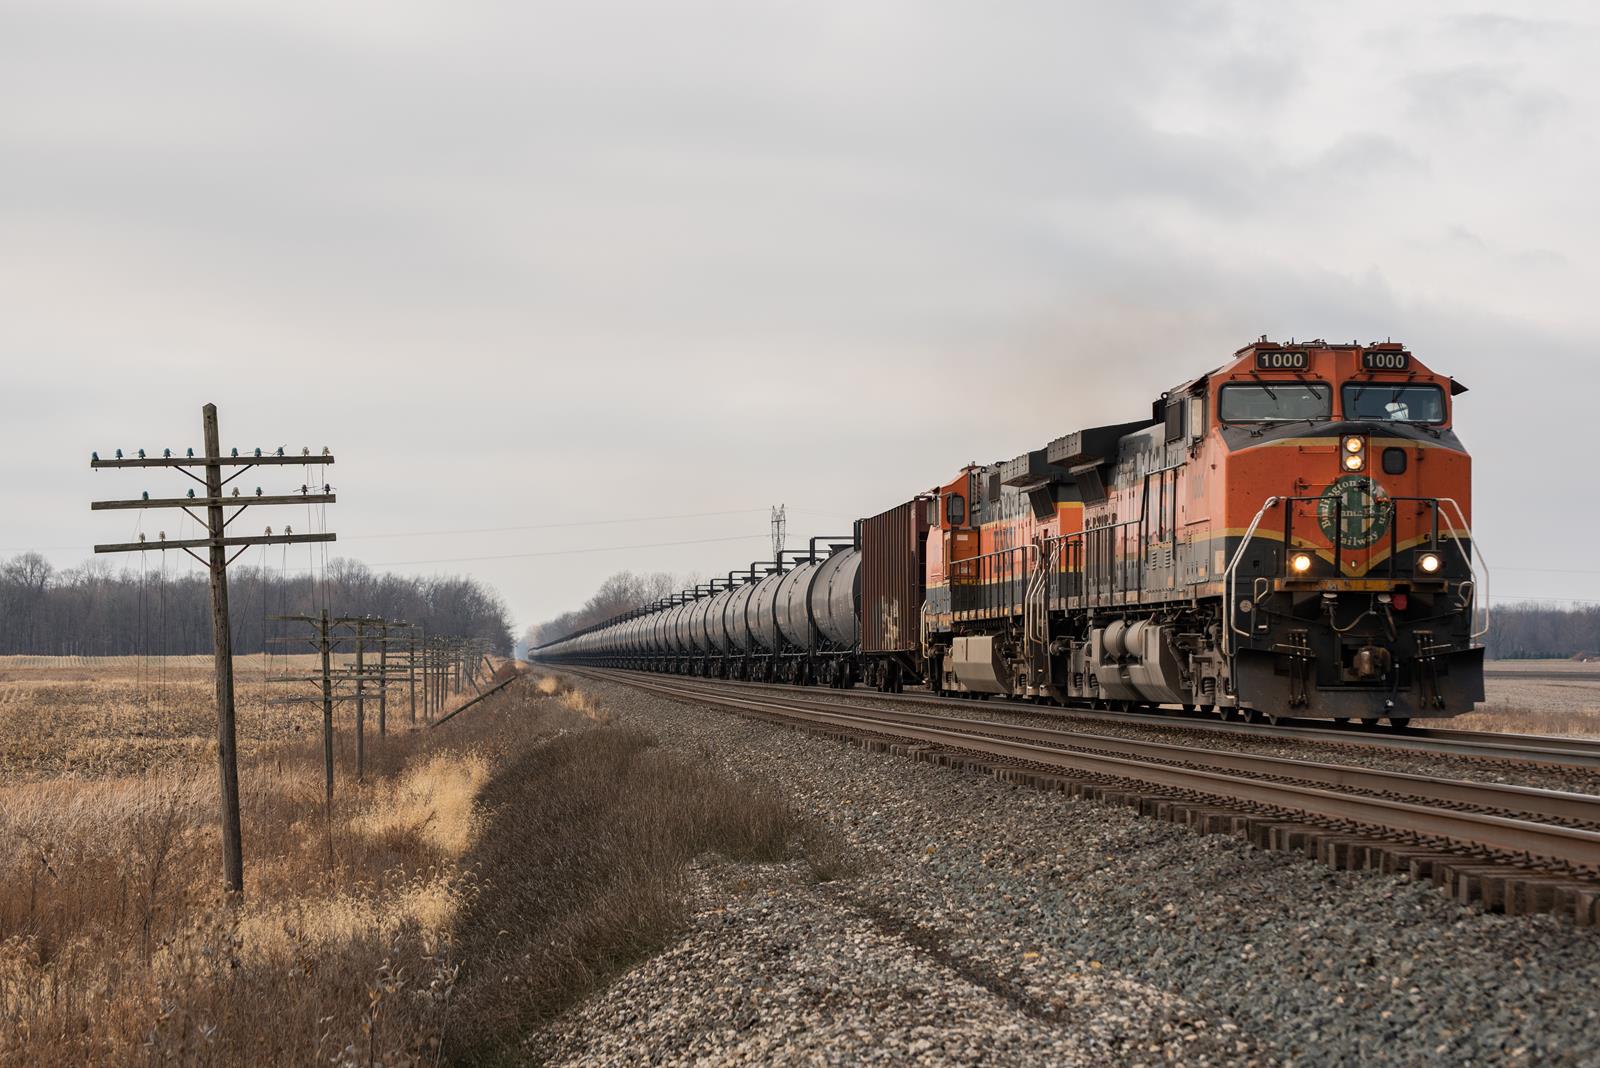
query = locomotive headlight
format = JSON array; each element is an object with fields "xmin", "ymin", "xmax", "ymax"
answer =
[
  {"xmin": 1341, "ymin": 435, "xmax": 1366, "ymax": 472},
  {"xmin": 1290, "ymin": 551, "xmax": 1314, "ymax": 575},
  {"xmin": 1418, "ymin": 551, "xmax": 1442, "ymax": 575}
]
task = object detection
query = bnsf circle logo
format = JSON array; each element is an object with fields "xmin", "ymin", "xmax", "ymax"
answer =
[{"xmin": 1317, "ymin": 476, "xmax": 1392, "ymax": 549}]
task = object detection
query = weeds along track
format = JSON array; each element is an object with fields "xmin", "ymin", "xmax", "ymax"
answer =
[{"xmin": 571, "ymin": 668, "xmax": 1600, "ymax": 925}]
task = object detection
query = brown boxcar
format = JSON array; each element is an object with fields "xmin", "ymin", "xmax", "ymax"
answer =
[{"xmin": 859, "ymin": 497, "xmax": 930, "ymax": 659}]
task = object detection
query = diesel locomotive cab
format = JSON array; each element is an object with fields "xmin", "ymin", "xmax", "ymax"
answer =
[{"xmin": 1215, "ymin": 341, "xmax": 1483, "ymax": 723}]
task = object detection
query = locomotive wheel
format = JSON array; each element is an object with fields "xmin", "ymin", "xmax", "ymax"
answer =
[
  {"xmin": 1387, "ymin": 717, "xmax": 1412, "ymax": 731},
  {"xmin": 1243, "ymin": 708, "xmax": 1266, "ymax": 725}
]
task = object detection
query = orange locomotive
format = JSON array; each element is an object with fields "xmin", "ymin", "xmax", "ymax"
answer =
[
  {"xmin": 540, "ymin": 338, "xmax": 1485, "ymax": 726},
  {"xmin": 876, "ymin": 339, "xmax": 1483, "ymax": 723}
]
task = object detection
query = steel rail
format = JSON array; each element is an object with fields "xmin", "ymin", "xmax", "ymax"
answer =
[
  {"xmin": 610, "ymin": 670, "xmax": 1600, "ymax": 769},
  {"xmin": 591, "ymin": 671, "xmax": 1600, "ymax": 827},
  {"xmin": 574, "ymin": 668, "xmax": 1600, "ymax": 875}
]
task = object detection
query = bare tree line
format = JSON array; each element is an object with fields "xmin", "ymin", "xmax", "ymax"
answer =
[
  {"xmin": 525, "ymin": 570, "xmax": 696, "ymax": 649},
  {"xmin": 1486, "ymin": 603, "xmax": 1600, "ymax": 661},
  {"xmin": 0, "ymin": 552, "xmax": 514, "ymax": 656}
]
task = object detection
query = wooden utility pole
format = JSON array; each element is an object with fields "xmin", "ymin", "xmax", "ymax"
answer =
[
  {"xmin": 268, "ymin": 612, "xmax": 407, "ymax": 804},
  {"xmin": 354, "ymin": 619, "xmax": 366, "ymax": 781},
  {"xmin": 200, "ymin": 405, "xmax": 242, "ymax": 892},
  {"xmin": 91, "ymin": 405, "xmax": 335, "ymax": 895},
  {"xmin": 272, "ymin": 610, "xmax": 338, "ymax": 809},
  {"xmin": 319, "ymin": 609, "xmax": 333, "ymax": 807},
  {"xmin": 427, "ymin": 638, "xmax": 440, "ymax": 719},
  {"xmin": 377, "ymin": 620, "xmax": 389, "ymax": 737},
  {"xmin": 408, "ymin": 627, "xmax": 419, "ymax": 726}
]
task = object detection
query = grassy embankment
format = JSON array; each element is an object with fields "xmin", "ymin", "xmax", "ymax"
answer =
[{"xmin": 0, "ymin": 658, "xmax": 844, "ymax": 1065}]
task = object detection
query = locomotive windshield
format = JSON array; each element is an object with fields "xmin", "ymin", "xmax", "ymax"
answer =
[
  {"xmin": 1218, "ymin": 382, "xmax": 1332, "ymax": 423},
  {"xmin": 1341, "ymin": 382, "xmax": 1446, "ymax": 424}
]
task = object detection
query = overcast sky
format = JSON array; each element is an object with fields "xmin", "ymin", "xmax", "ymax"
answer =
[{"xmin": 4, "ymin": 1, "xmax": 1598, "ymax": 632}]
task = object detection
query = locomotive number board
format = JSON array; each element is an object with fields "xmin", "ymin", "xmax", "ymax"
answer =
[
  {"xmin": 1361, "ymin": 351, "xmax": 1411, "ymax": 371},
  {"xmin": 1255, "ymin": 351, "xmax": 1309, "ymax": 371}
]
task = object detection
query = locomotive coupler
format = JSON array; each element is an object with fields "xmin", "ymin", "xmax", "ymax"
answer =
[{"xmin": 1352, "ymin": 645, "xmax": 1392, "ymax": 681}]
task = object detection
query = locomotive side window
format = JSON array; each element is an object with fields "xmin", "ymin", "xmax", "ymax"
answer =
[
  {"xmin": 945, "ymin": 493, "xmax": 966, "ymax": 526},
  {"xmin": 1218, "ymin": 382, "xmax": 1331, "ymax": 423},
  {"xmin": 1342, "ymin": 383, "xmax": 1446, "ymax": 424},
  {"xmin": 1187, "ymin": 394, "xmax": 1207, "ymax": 439}
]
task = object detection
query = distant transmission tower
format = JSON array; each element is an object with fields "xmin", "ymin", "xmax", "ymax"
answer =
[{"xmin": 770, "ymin": 504, "xmax": 787, "ymax": 561}]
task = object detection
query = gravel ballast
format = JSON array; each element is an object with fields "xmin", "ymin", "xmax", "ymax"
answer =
[{"xmin": 532, "ymin": 674, "xmax": 1600, "ymax": 1067}]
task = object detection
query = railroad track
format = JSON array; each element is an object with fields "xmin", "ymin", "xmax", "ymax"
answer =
[
  {"xmin": 569, "ymin": 667, "xmax": 1600, "ymax": 924},
  {"xmin": 604, "ymin": 671, "xmax": 1600, "ymax": 770}
]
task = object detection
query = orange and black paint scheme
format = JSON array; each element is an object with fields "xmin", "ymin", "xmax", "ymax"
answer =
[
  {"xmin": 914, "ymin": 339, "xmax": 1482, "ymax": 723},
  {"xmin": 539, "ymin": 338, "xmax": 1484, "ymax": 726}
]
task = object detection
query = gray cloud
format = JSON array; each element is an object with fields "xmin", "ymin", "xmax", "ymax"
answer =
[
  {"xmin": 3, "ymin": 0, "xmax": 1599, "ymax": 621},
  {"xmin": 1403, "ymin": 64, "xmax": 1566, "ymax": 128}
]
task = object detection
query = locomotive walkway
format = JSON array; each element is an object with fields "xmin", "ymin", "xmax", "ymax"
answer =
[{"xmin": 571, "ymin": 668, "xmax": 1600, "ymax": 924}]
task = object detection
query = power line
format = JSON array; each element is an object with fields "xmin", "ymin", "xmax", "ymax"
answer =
[
  {"xmin": 28, "ymin": 532, "xmax": 771, "ymax": 576},
  {"xmin": 1, "ymin": 507, "xmax": 779, "ymax": 554},
  {"xmin": 368, "ymin": 533, "xmax": 768, "ymax": 567},
  {"xmin": 1499, "ymin": 567, "xmax": 1600, "ymax": 576},
  {"xmin": 341, "ymin": 507, "xmax": 772, "ymax": 540}
]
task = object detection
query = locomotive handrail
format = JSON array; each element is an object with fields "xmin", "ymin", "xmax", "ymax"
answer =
[
  {"xmin": 1022, "ymin": 540, "xmax": 1053, "ymax": 690},
  {"xmin": 949, "ymin": 542, "xmax": 1034, "ymax": 619},
  {"xmin": 918, "ymin": 597, "xmax": 933, "ymax": 660},
  {"xmin": 1436, "ymin": 496, "xmax": 1489, "ymax": 641},
  {"xmin": 1222, "ymin": 496, "xmax": 1284, "ymax": 656},
  {"xmin": 1038, "ymin": 517, "xmax": 1145, "ymax": 612},
  {"xmin": 1228, "ymin": 493, "xmax": 1485, "ymax": 652}
]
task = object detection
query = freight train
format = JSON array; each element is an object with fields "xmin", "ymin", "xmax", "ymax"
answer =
[{"xmin": 537, "ymin": 339, "xmax": 1486, "ymax": 725}]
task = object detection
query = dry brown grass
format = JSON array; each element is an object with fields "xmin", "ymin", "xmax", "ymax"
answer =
[
  {"xmin": 0, "ymin": 654, "xmax": 392, "ymax": 781},
  {"xmin": 1473, "ymin": 662, "xmax": 1600, "ymax": 738},
  {"xmin": 1453, "ymin": 706, "xmax": 1600, "ymax": 738},
  {"xmin": 0, "ymin": 661, "xmax": 851, "ymax": 1065},
  {"xmin": 444, "ymin": 726, "xmax": 810, "ymax": 1064},
  {"xmin": 0, "ymin": 656, "xmax": 572, "ymax": 1065}
]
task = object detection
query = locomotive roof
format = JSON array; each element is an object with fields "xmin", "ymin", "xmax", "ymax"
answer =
[
  {"xmin": 1220, "ymin": 337, "xmax": 1468, "ymax": 395},
  {"xmin": 975, "ymin": 337, "xmax": 1468, "ymax": 498}
]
